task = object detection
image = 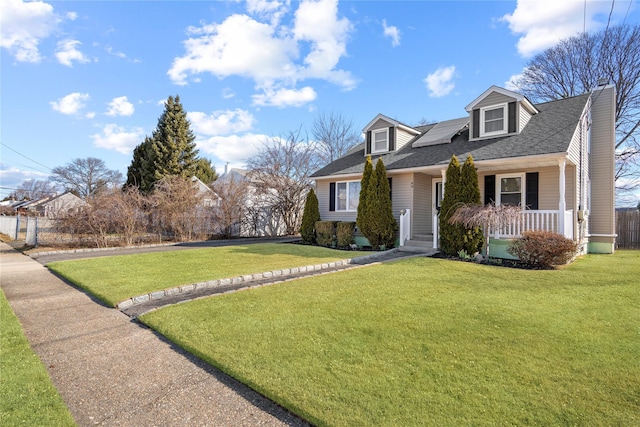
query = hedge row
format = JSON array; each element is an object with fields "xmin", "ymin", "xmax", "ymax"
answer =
[{"xmin": 314, "ymin": 221, "xmax": 356, "ymax": 248}]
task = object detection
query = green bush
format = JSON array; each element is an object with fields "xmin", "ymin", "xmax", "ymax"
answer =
[
  {"xmin": 359, "ymin": 158, "xmax": 397, "ymax": 250},
  {"xmin": 336, "ymin": 222, "xmax": 355, "ymax": 248},
  {"xmin": 507, "ymin": 231, "xmax": 578, "ymax": 268},
  {"xmin": 315, "ymin": 221, "xmax": 335, "ymax": 247},
  {"xmin": 300, "ymin": 188, "xmax": 321, "ymax": 244}
]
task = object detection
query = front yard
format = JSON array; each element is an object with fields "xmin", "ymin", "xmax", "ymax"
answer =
[
  {"xmin": 48, "ymin": 243, "xmax": 368, "ymax": 306},
  {"xmin": 139, "ymin": 251, "xmax": 640, "ymax": 426}
]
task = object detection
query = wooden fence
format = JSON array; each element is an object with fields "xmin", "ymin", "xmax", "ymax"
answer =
[{"xmin": 616, "ymin": 210, "xmax": 640, "ymax": 249}]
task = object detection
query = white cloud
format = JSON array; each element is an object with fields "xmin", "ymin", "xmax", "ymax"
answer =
[
  {"xmin": 505, "ymin": 71, "xmax": 525, "ymax": 91},
  {"xmin": 424, "ymin": 65, "xmax": 456, "ymax": 98},
  {"xmin": 501, "ymin": 0, "xmax": 618, "ymax": 57},
  {"xmin": 382, "ymin": 19, "xmax": 400, "ymax": 47},
  {"xmin": 106, "ymin": 96, "xmax": 135, "ymax": 117},
  {"xmin": 50, "ymin": 92, "xmax": 91, "ymax": 115},
  {"xmin": 188, "ymin": 109, "xmax": 255, "ymax": 135},
  {"xmin": 0, "ymin": 164, "xmax": 50, "ymax": 198},
  {"xmin": 90, "ymin": 124, "xmax": 144, "ymax": 154},
  {"xmin": 222, "ymin": 88, "xmax": 235, "ymax": 99},
  {"xmin": 55, "ymin": 39, "xmax": 89, "ymax": 67},
  {"xmin": 66, "ymin": 11, "xmax": 77, "ymax": 20},
  {"xmin": 292, "ymin": 0, "xmax": 354, "ymax": 87},
  {"xmin": 105, "ymin": 45, "xmax": 126, "ymax": 59},
  {"xmin": 197, "ymin": 133, "xmax": 266, "ymax": 165},
  {"xmin": 168, "ymin": 0, "xmax": 354, "ymax": 106},
  {"xmin": 246, "ymin": 0, "xmax": 289, "ymax": 25},
  {"xmin": 0, "ymin": 0, "xmax": 60, "ymax": 63},
  {"xmin": 252, "ymin": 85, "xmax": 316, "ymax": 107}
]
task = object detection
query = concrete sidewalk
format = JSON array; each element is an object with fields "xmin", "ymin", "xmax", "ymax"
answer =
[{"xmin": 0, "ymin": 242, "xmax": 308, "ymax": 427}]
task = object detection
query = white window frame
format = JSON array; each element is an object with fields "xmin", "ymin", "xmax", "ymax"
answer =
[
  {"xmin": 336, "ymin": 180, "xmax": 361, "ymax": 212},
  {"xmin": 480, "ymin": 103, "xmax": 508, "ymax": 137},
  {"xmin": 371, "ymin": 128, "xmax": 389, "ymax": 153},
  {"xmin": 496, "ymin": 173, "xmax": 525, "ymax": 208}
]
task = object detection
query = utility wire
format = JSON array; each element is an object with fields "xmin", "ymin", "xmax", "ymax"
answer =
[{"xmin": 0, "ymin": 142, "xmax": 52, "ymax": 172}]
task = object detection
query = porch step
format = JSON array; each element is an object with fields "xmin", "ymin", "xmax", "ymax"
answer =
[{"xmin": 399, "ymin": 238, "xmax": 435, "ymax": 253}]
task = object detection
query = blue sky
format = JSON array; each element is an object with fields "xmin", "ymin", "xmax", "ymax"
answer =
[{"xmin": 1, "ymin": 0, "xmax": 638, "ymax": 200}]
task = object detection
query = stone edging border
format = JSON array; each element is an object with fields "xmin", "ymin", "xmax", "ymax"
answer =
[
  {"xmin": 28, "ymin": 242, "xmax": 177, "ymax": 258},
  {"xmin": 116, "ymin": 249, "xmax": 397, "ymax": 310}
]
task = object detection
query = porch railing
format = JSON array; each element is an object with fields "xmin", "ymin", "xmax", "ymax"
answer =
[
  {"xmin": 491, "ymin": 209, "xmax": 574, "ymax": 239},
  {"xmin": 399, "ymin": 209, "xmax": 410, "ymax": 246}
]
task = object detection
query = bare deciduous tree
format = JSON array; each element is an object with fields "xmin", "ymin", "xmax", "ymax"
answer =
[
  {"xmin": 510, "ymin": 24, "xmax": 640, "ymax": 198},
  {"xmin": 9, "ymin": 179, "xmax": 58, "ymax": 200},
  {"xmin": 51, "ymin": 157, "xmax": 123, "ymax": 200},
  {"xmin": 312, "ymin": 111, "xmax": 361, "ymax": 166},
  {"xmin": 247, "ymin": 129, "xmax": 320, "ymax": 236},
  {"xmin": 149, "ymin": 175, "xmax": 205, "ymax": 241},
  {"xmin": 212, "ymin": 177, "xmax": 249, "ymax": 237}
]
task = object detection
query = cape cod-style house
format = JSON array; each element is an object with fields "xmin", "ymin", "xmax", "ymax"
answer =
[{"xmin": 311, "ymin": 83, "xmax": 617, "ymax": 255}]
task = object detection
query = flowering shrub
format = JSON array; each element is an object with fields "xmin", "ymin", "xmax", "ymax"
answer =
[{"xmin": 507, "ymin": 231, "xmax": 578, "ymax": 268}]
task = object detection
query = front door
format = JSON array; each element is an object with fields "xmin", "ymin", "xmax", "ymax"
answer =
[{"xmin": 432, "ymin": 178, "xmax": 443, "ymax": 248}]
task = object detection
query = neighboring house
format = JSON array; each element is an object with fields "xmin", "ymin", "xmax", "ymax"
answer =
[
  {"xmin": 39, "ymin": 192, "xmax": 86, "ymax": 218},
  {"xmin": 217, "ymin": 168, "xmax": 287, "ymax": 237},
  {"xmin": 311, "ymin": 83, "xmax": 616, "ymax": 255},
  {"xmin": 191, "ymin": 176, "xmax": 220, "ymax": 207}
]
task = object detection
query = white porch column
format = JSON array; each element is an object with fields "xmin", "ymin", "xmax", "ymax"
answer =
[
  {"xmin": 558, "ymin": 159, "xmax": 566, "ymax": 236},
  {"xmin": 441, "ymin": 169, "xmax": 446, "ymax": 192}
]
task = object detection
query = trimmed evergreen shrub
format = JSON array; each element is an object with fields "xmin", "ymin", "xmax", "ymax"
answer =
[
  {"xmin": 356, "ymin": 156, "xmax": 374, "ymax": 240},
  {"xmin": 299, "ymin": 188, "xmax": 321, "ymax": 244},
  {"xmin": 459, "ymin": 156, "xmax": 484, "ymax": 255},
  {"xmin": 336, "ymin": 222, "xmax": 356, "ymax": 248},
  {"xmin": 315, "ymin": 221, "xmax": 335, "ymax": 247},
  {"xmin": 360, "ymin": 158, "xmax": 397, "ymax": 250},
  {"xmin": 439, "ymin": 155, "xmax": 464, "ymax": 256},
  {"xmin": 507, "ymin": 230, "xmax": 578, "ymax": 268}
]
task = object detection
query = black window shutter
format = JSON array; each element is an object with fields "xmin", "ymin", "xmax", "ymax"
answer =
[
  {"xmin": 329, "ymin": 182, "xmax": 336, "ymax": 211},
  {"xmin": 388, "ymin": 177, "xmax": 392, "ymax": 201},
  {"xmin": 388, "ymin": 126, "xmax": 395, "ymax": 151},
  {"xmin": 472, "ymin": 109, "xmax": 480, "ymax": 138},
  {"xmin": 526, "ymin": 172, "xmax": 539, "ymax": 210},
  {"xmin": 508, "ymin": 102, "xmax": 517, "ymax": 133},
  {"xmin": 366, "ymin": 131, "xmax": 372, "ymax": 155},
  {"xmin": 484, "ymin": 175, "xmax": 496, "ymax": 205}
]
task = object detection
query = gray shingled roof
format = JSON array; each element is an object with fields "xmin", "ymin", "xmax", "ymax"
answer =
[{"xmin": 311, "ymin": 93, "xmax": 590, "ymax": 178}]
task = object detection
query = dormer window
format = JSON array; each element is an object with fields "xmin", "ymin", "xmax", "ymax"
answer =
[
  {"xmin": 480, "ymin": 104, "xmax": 507, "ymax": 137},
  {"xmin": 372, "ymin": 128, "xmax": 389, "ymax": 153}
]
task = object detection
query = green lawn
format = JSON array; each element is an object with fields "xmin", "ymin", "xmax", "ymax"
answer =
[
  {"xmin": 140, "ymin": 251, "xmax": 640, "ymax": 426},
  {"xmin": 48, "ymin": 243, "xmax": 369, "ymax": 306},
  {"xmin": 0, "ymin": 289, "xmax": 76, "ymax": 426}
]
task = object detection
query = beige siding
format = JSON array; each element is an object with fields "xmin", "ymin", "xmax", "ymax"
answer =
[
  {"xmin": 519, "ymin": 104, "xmax": 533, "ymax": 132},
  {"xmin": 412, "ymin": 173, "xmax": 431, "ymax": 235},
  {"xmin": 474, "ymin": 92, "xmax": 516, "ymax": 109},
  {"xmin": 478, "ymin": 165, "xmax": 576, "ymax": 211},
  {"xmin": 370, "ymin": 118, "xmax": 391, "ymax": 131},
  {"xmin": 390, "ymin": 173, "xmax": 412, "ymax": 221},
  {"xmin": 396, "ymin": 128, "xmax": 415, "ymax": 150},
  {"xmin": 315, "ymin": 179, "xmax": 358, "ymax": 222},
  {"xmin": 589, "ymin": 86, "xmax": 616, "ymax": 238}
]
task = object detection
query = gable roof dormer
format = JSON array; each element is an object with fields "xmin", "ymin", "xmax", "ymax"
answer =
[
  {"xmin": 465, "ymin": 86, "xmax": 538, "ymax": 141},
  {"xmin": 363, "ymin": 114, "xmax": 421, "ymax": 156}
]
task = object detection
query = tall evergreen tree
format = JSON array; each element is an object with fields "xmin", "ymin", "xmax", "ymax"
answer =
[
  {"xmin": 148, "ymin": 95, "xmax": 198, "ymax": 183},
  {"xmin": 125, "ymin": 137, "xmax": 152, "ymax": 190},
  {"xmin": 194, "ymin": 158, "xmax": 218, "ymax": 185},
  {"xmin": 125, "ymin": 95, "xmax": 201, "ymax": 193},
  {"xmin": 439, "ymin": 155, "xmax": 463, "ymax": 256},
  {"xmin": 459, "ymin": 155, "xmax": 484, "ymax": 254},
  {"xmin": 356, "ymin": 156, "xmax": 373, "ymax": 239}
]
